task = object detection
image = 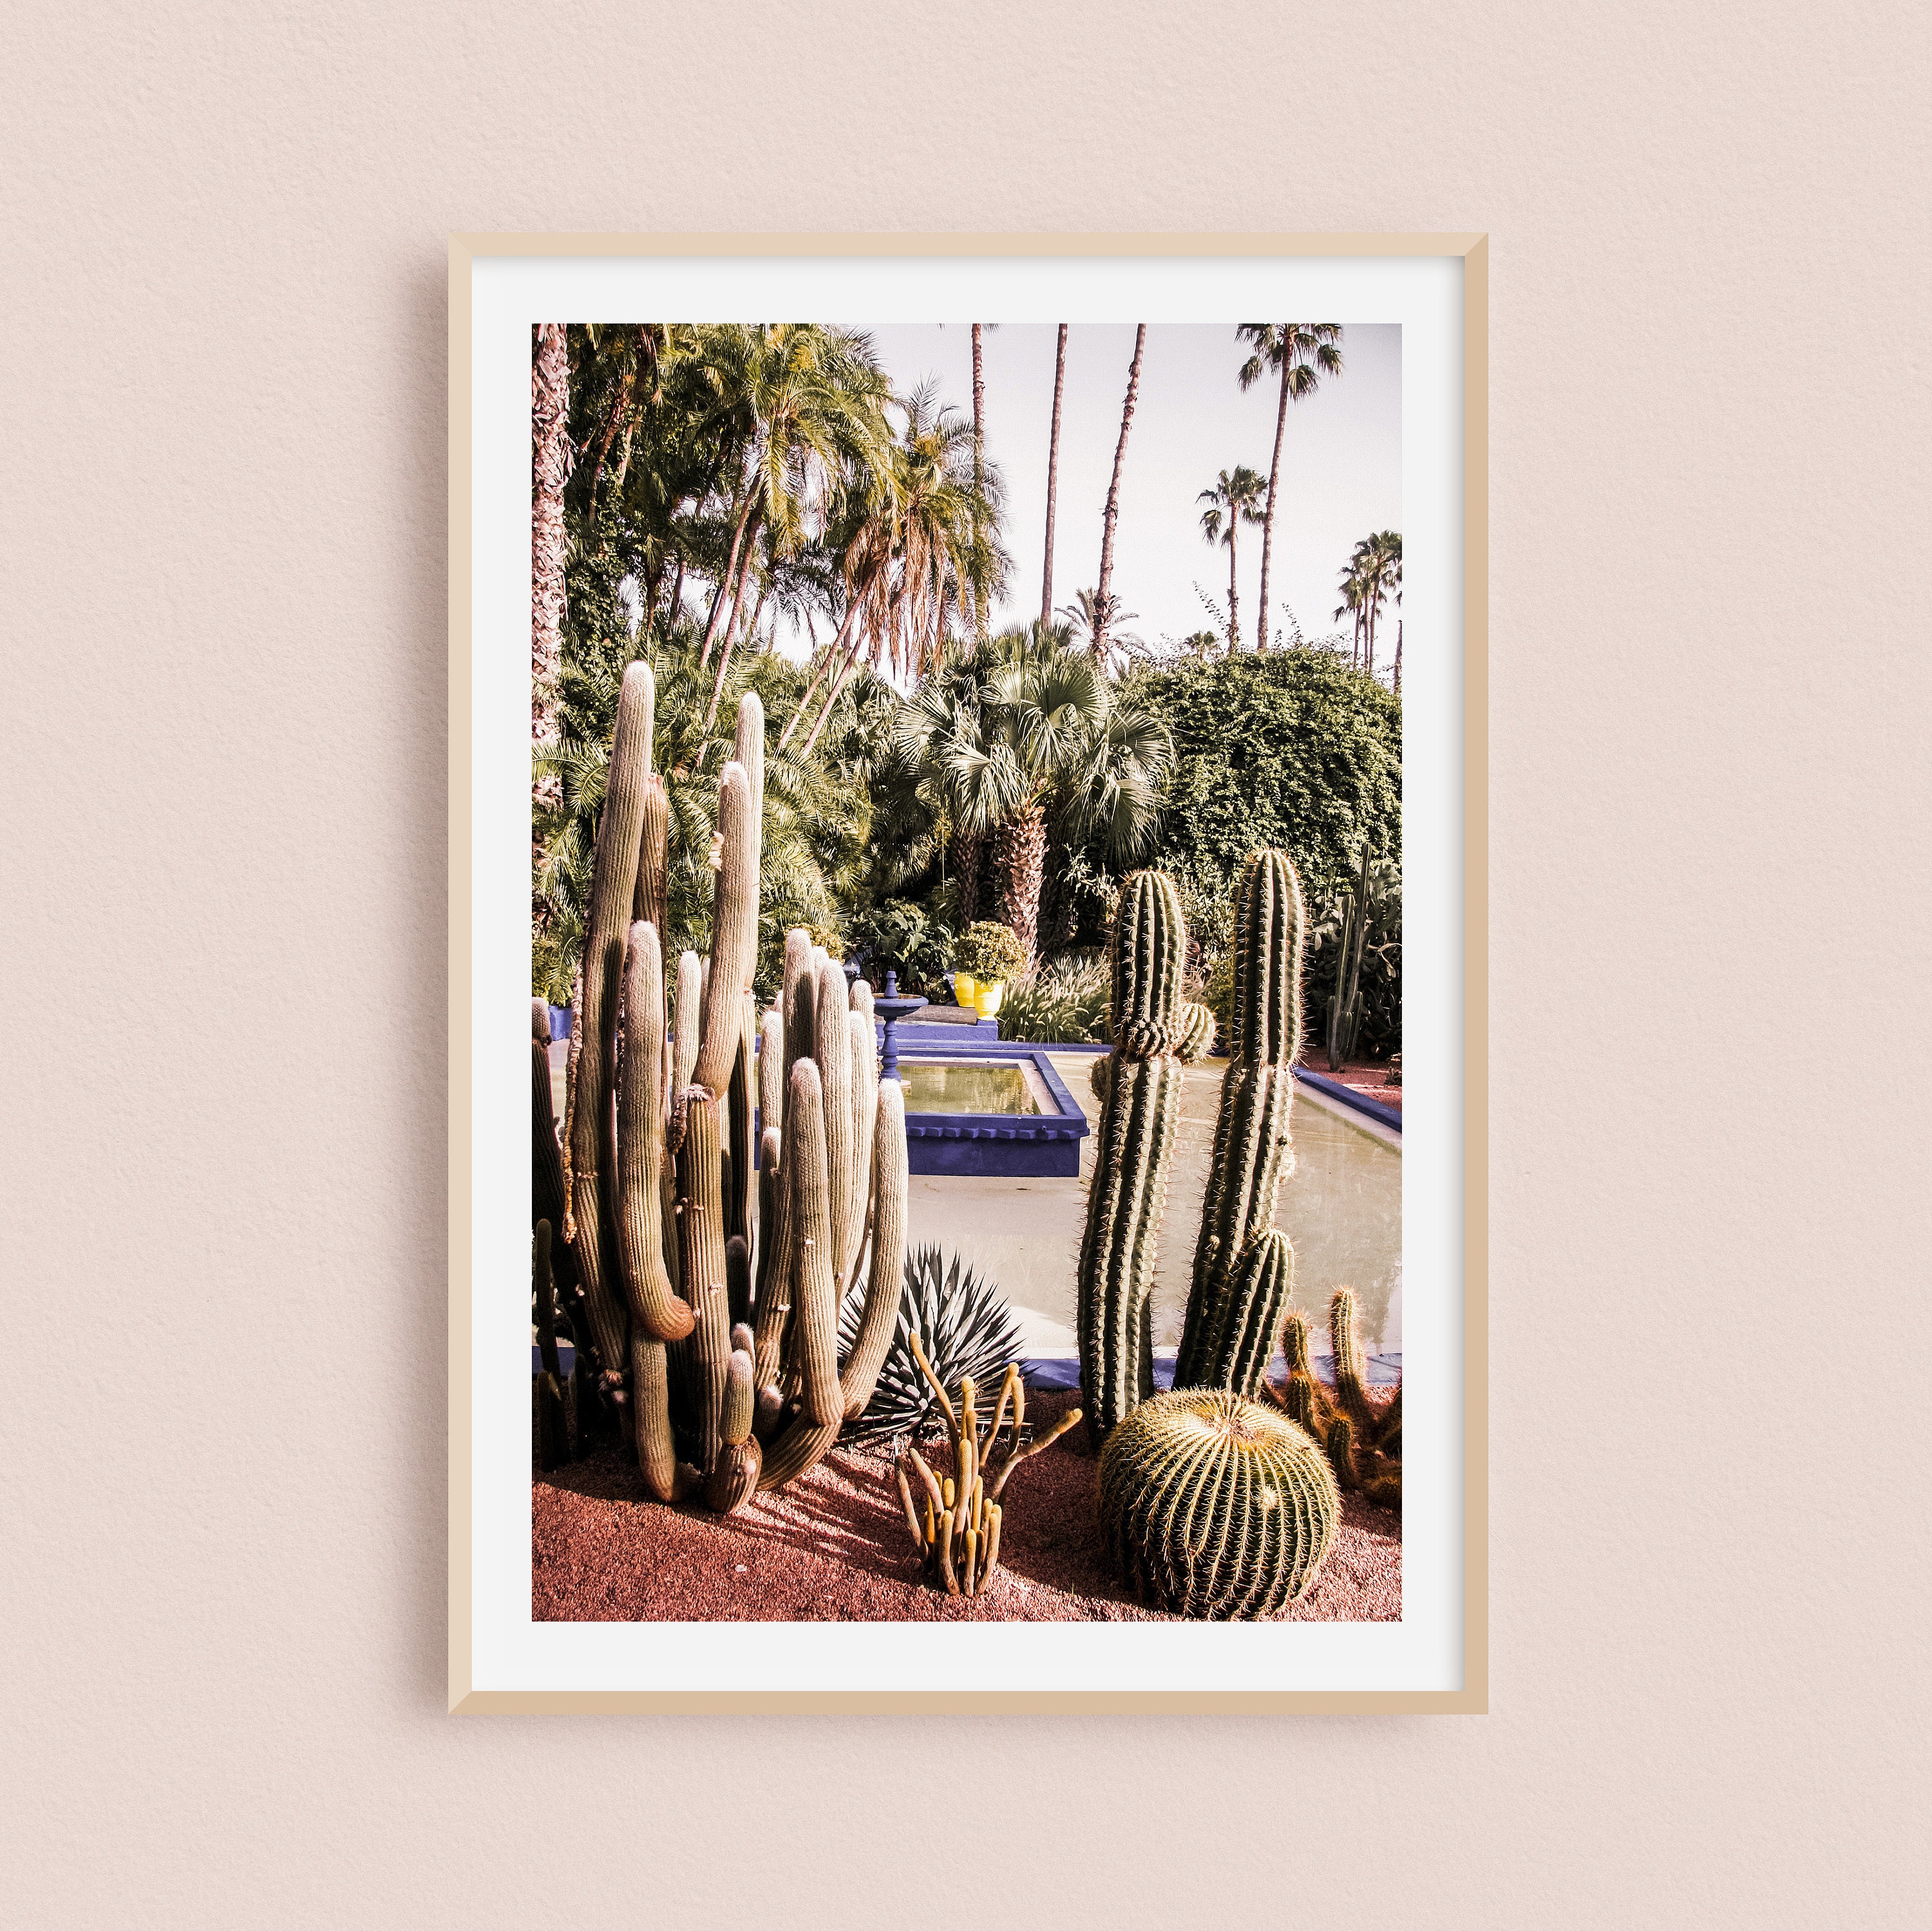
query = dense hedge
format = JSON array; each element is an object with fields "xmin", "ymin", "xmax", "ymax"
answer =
[{"xmin": 1051, "ymin": 650, "xmax": 1401, "ymax": 961}]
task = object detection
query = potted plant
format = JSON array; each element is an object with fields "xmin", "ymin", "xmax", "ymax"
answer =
[{"xmin": 951, "ymin": 921, "xmax": 1027, "ymax": 1019}]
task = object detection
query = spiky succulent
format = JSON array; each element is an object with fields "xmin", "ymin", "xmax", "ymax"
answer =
[{"xmin": 838, "ymin": 1244, "xmax": 1025, "ymax": 1440}]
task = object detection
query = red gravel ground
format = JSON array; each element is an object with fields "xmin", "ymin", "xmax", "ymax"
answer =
[{"xmin": 533, "ymin": 1390, "xmax": 1400, "ymax": 1623}]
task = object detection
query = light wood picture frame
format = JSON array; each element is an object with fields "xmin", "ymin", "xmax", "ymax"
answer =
[{"xmin": 450, "ymin": 234, "xmax": 1487, "ymax": 1711}]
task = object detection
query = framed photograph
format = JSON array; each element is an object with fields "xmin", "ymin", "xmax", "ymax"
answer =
[{"xmin": 450, "ymin": 234, "xmax": 1486, "ymax": 1711}]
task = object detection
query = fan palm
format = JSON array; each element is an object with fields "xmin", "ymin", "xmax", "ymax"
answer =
[
  {"xmin": 895, "ymin": 625, "xmax": 1171, "ymax": 965},
  {"xmin": 1236, "ymin": 323, "xmax": 1343, "ymax": 649},
  {"xmin": 1198, "ymin": 466, "xmax": 1267, "ymax": 651}
]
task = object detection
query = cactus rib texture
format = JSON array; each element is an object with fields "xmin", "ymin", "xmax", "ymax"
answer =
[
  {"xmin": 615, "ymin": 919, "xmax": 695, "ymax": 1342},
  {"xmin": 1076, "ymin": 871, "xmax": 1188, "ymax": 1443},
  {"xmin": 1175, "ymin": 849, "xmax": 1305, "ymax": 1394},
  {"xmin": 562, "ymin": 659, "xmax": 657, "ymax": 1380},
  {"xmin": 1097, "ymin": 1389, "xmax": 1340, "ymax": 1617}
]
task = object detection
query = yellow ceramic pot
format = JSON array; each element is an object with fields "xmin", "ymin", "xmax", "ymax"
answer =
[
  {"xmin": 971, "ymin": 979, "xmax": 1005, "ymax": 1019},
  {"xmin": 952, "ymin": 972, "xmax": 977, "ymax": 1008}
]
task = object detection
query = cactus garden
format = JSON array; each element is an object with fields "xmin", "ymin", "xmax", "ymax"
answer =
[{"xmin": 532, "ymin": 320, "xmax": 1405, "ymax": 1624}]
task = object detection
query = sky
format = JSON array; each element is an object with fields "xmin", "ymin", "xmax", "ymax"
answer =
[{"xmin": 802, "ymin": 321, "xmax": 1402, "ymax": 659}]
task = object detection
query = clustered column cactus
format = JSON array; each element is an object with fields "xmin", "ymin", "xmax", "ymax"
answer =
[
  {"xmin": 1175, "ymin": 847, "xmax": 1305, "ymax": 1399},
  {"xmin": 1075, "ymin": 871, "xmax": 1189, "ymax": 1443},
  {"xmin": 1097, "ymin": 1388, "xmax": 1340, "ymax": 1618},
  {"xmin": 1264, "ymin": 1288, "xmax": 1402, "ymax": 1510},
  {"xmin": 890, "ymin": 1336, "xmax": 1083, "ymax": 1597},
  {"xmin": 547, "ymin": 665, "xmax": 909, "ymax": 1513}
]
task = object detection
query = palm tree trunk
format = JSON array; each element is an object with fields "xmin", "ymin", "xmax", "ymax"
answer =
[
  {"xmin": 1257, "ymin": 357, "xmax": 1291, "ymax": 651},
  {"xmin": 1227, "ymin": 527, "xmax": 1241, "ymax": 652},
  {"xmin": 1365, "ymin": 590, "xmax": 1376, "ymax": 678},
  {"xmin": 971, "ymin": 323, "xmax": 987, "ymax": 639},
  {"xmin": 1095, "ymin": 324, "xmax": 1147, "ymax": 662},
  {"xmin": 703, "ymin": 505, "xmax": 762, "ymax": 731},
  {"xmin": 699, "ymin": 482, "xmax": 759, "ymax": 670},
  {"xmin": 779, "ymin": 599, "xmax": 860, "ymax": 751},
  {"xmin": 531, "ymin": 324, "xmax": 571, "ymax": 748},
  {"xmin": 1041, "ymin": 324, "xmax": 1066, "ymax": 630},
  {"xmin": 666, "ymin": 554, "xmax": 685, "ymax": 631},
  {"xmin": 952, "ymin": 827, "xmax": 983, "ymax": 928},
  {"xmin": 990, "ymin": 802, "xmax": 1048, "ymax": 970},
  {"xmin": 1393, "ymin": 617, "xmax": 1403, "ymax": 695}
]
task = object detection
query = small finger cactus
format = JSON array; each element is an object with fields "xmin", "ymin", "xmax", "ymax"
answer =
[
  {"xmin": 890, "ymin": 1341, "xmax": 1083, "ymax": 1599},
  {"xmin": 1260, "ymin": 1291, "xmax": 1403, "ymax": 1512},
  {"xmin": 1097, "ymin": 1389, "xmax": 1339, "ymax": 1617}
]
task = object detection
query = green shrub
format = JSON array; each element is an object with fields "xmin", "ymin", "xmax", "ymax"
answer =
[
  {"xmin": 844, "ymin": 898, "xmax": 956, "ymax": 996},
  {"xmin": 952, "ymin": 920, "xmax": 1027, "ymax": 983},
  {"xmin": 1063, "ymin": 652, "xmax": 1401, "ymax": 955},
  {"xmin": 996, "ymin": 956, "xmax": 1112, "ymax": 1044}
]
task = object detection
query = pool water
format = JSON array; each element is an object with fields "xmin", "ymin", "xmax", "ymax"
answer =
[{"xmin": 895, "ymin": 1060, "xmax": 1039, "ymax": 1115}]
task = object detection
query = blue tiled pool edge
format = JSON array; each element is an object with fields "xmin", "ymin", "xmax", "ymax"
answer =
[{"xmin": 894, "ymin": 1042, "xmax": 1088, "ymax": 1177}]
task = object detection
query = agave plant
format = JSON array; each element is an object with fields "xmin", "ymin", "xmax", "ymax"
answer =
[{"xmin": 838, "ymin": 1245, "xmax": 1025, "ymax": 1440}]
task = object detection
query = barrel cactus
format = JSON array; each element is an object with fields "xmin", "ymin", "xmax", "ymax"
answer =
[{"xmin": 1097, "ymin": 1388, "xmax": 1340, "ymax": 1617}]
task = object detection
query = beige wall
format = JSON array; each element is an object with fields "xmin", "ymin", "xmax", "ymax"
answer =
[{"xmin": 5, "ymin": 3, "xmax": 1926, "ymax": 1923}]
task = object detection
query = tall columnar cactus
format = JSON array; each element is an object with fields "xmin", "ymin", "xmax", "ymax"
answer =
[
  {"xmin": 561, "ymin": 660, "xmax": 658, "ymax": 1409},
  {"xmin": 558, "ymin": 667, "xmax": 909, "ymax": 1512},
  {"xmin": 1097, "ymin": 1388, "xmax": 1340, "ymax": 1617},
  {"xmin": 1075, "ymin": 871, "xmax": 1188, "ymax": 1443},
  {"xmin": 1174, "ymin": 848, "xmax": 1306, "ymax": 1397}
]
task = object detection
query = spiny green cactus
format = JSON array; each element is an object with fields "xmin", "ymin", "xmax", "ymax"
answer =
[
  {"xmin": 1328, "ymin": 1284, "xmax": 1372, "ymax": 1428},
  {"xmin": 1175, "ymin": 848, "xmax": 1305, "ymax": 1395},
  {"xmin": 1261, "ymin": 1293, "xmax": 1402, "ymax": 1512},
  {"xmin": 1325, "ymin": 1411, "xmax": 1358, "ymax": 1490},
  {"xmin": 1174, "ymin": 999, "xmax": 1218, "ymax": 1063},
  {"xmin": 1097, "ymin": 1389, "xmax": 1339, "ymax": 1617},
  {"xmin": 1076, "ymin": 871, "xmax": 1188, "ymax": 1443},
  {"xmin": 1183, "ymin": 1229, "xmax": 1293, "ymax": 1400}
]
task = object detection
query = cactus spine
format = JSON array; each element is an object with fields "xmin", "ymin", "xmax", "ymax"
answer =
[
  {"xmin": 1076, "ymin": 871, "xmax": 1188, "ymax": 1443},
  {"xmin": 1175, "ymin": 848, "xmax": 1305, "ymax": 1397},
  {"xmin": 1097, "ymin": 1389, "xmax": 1339, "ymax": 1617},
  {"xmin": 551, "ymin": 664, "xmax": 908, "ymax": 1509}
]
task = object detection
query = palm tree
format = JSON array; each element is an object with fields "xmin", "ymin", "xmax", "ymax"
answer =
[
  {"xmin": 682, "ymin": 325, "xmax": 895, "ymax": 729},
  {"xmin": 1041, "ymin": 324, "xmax": 1067, "ymax": 628},
  {"xmin": 1057, "ymin": 587, "xmax": 1142, "ymax": 668},
  {"xmin": 895, "ymin": 626, "xmax": 1171, "ymax": 965},
  {"xmin": 1338, "ymin": 530, "xmax": 1402, "ymax": 677},
  {"xmin": 531, "ymin": 324, "xmax": 571, "ymax": 744},
  {"xmin": 1236, "ymin": 323, "xmax": 1343, "ymax": 649},
  {"xmin": 787, "ymin": 384, "xmax": 1006, "ymax": 756},
  {"xmin": 1094, "ymin": 324, "xmax": 1147, "ymax": 663},
  {"xmin": 1197, "ymin": 466, "xmax": 1267, "ymax": 650}
]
